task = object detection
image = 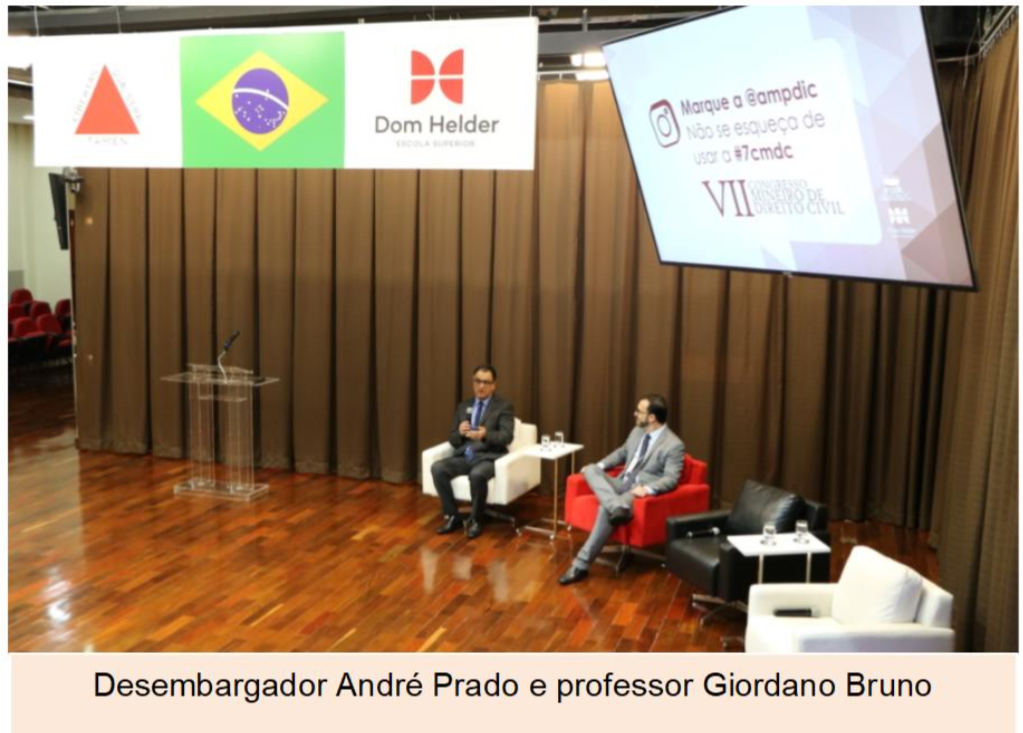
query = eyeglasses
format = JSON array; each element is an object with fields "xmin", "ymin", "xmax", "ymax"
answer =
[
  {"xmin": 635, "ymin": 409, "xmax": 649, "ymax": 416},
  {"xmin": 473, "ymin": 378, "xmax": 495, "ymax": 386}
]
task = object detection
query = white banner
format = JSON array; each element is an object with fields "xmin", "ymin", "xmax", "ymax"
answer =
[
  {"xmin": 344, "ymin": 18, "xmax": 538, "ymax": 170},
  {"xmin": 27, "ymin": 18, "xmax": 537, "ymax": 171},
  {"xmin": 33, "ymin": 34, "xmax": 184, "ymax": 168}
]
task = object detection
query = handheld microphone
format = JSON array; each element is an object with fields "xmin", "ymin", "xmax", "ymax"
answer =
[{"xmin": 685, "ymin": 527, "xmax": 721, "ymax": 539}]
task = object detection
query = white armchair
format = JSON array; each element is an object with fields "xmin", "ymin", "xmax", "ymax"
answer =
[
  {"xmin": 422, "ymin": 418, "xmax": 541, "ymax": 532},
  {"xmin": 745, "ymin": 545, "xmax": 955, "ymax": 653}
]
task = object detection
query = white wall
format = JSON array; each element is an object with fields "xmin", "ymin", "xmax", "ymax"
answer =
[{"xmin": 8, "ymin": 122, "xmax": 72, "ymax": 306}]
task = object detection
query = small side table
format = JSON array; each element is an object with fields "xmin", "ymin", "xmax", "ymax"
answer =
[
  {"xmin": 728, "ymin": 533, "xmax": 831, "ymax": 583},
  {"xmin": 521, "ymin": 443, "xmax": 584, "ymax": 540}
]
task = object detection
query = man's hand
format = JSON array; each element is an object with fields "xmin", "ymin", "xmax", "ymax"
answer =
[
  {"xmin": 467, "ymin": 426, "xmax": 488, "ymax": 442},
  {"xmin": 630, "ymin": 485, "xmax": 653, "ymax": 498},
  {"xmin": 459, "ymin": 421, "xmax": 472, "ymax": 436}
]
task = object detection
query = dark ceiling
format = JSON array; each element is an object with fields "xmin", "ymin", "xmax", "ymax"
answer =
[
  {"xmin": 8, "ymin": 6, "xmax": 708, "ymax": 35},
  {"xmin": 5, "ymin": 5, "xmax": 1008, "ymax": 58},
  {"xmin": 5, "ymin": 2, "xmax": 1013, "ymax": 99}
]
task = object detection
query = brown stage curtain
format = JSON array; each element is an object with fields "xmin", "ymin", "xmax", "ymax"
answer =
[
  {"xmin": 932, "ymin": 25, "xmax": 1019, "ymax": 653},
  {"xmin": 72, "ymin": 42, "xmax": 1017, "ymax": 648}
]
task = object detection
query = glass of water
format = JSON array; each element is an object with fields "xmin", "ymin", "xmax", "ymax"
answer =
[
  {"xmin": 761, "ymin": 522, "xmax": 777, "ymax": 545},
  {"xmin": 554, "ymin": 431, "xmax": 565, "ymax": 447},
  {"xmin": 794, "ymin": 520, "xmax": 809, "ymax": 544},
  {"xmin": 541, "ymin": 435, "xmax": 551, "ymax": 451}
]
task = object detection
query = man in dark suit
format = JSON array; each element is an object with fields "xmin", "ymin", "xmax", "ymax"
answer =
[
  {"xmin": 559, "ymin": 394, "xmax": 685, "ymax": 585},
  {"xmin": 431, "ymin": 364, "xmax": 516, "ymax": 539}
]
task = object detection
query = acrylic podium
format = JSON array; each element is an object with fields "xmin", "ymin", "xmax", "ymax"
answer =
[{"xmin": 162, "ymin": 364, "xmax": 278, "ymax": 502}]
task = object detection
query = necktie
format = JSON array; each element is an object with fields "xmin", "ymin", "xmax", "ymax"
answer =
[
  {"xmin": 622, "ymin": 434, "xmax": 651, "ymax": 489},
  {"xmin": 466, "ymin": 401, "xmax": 483, "ymax": 461},
  {"xmin": 637, "ymin": 434, "xmax": 651, "ymax": 462}
]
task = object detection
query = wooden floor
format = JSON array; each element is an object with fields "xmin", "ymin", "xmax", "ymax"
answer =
[{"xmin": 9, "ymin": 379, "xmax": 940, "ymax": 652}]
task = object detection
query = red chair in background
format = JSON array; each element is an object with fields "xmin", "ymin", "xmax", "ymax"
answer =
[
  {"xmin": 55, "ymin": 299, "xmax": 72, "ymax": 331},
  {"xmin": 564, "ymin": 455, "xmax": 711, "ymax": 574},
  {"xmin": 28, "ymin": 301, "xmax": 51, "ymax": 320},
  {"xmin": 9, "ymin": 304, "xmax": 23, "ymax": 323},
  {"xmin": 11, "ymin": 316, "xmax": 49, "ymax": 367},
  {"xmin": 12, "ymin": 316, "xmax": 44, "ymax": 339},
  {"xmin": 10, "ymin": 288, "xmax": 33, "ymax": 307},
  {"xmin": 11, "ymin": 289, "xmax": 35, "ymax": 316},
  {"xmin": 36, "ymin": 314, "xmax": 72, "ymax": 360}
]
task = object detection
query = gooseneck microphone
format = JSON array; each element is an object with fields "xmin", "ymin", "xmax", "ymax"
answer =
[
  {"xmin": 217, "ymin": 330, "xmax": 242, "ymax": 376},
  {"xmin": 221, "ymin": 330, "xmax": 241, "ymax": 355}
]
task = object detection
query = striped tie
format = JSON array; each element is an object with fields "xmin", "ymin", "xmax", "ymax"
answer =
[{"xmin": 622, "ymin": 434, "xmax": 651, "ymax": 490}]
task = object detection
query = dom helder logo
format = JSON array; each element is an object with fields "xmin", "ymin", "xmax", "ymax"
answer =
[
  {"xmin": 411, "ymin": 49, "xmax": 464, "ymax": 104},
  {"xmin": 375, "ymin": 49, "xmax": 502, "ymax": 145}
]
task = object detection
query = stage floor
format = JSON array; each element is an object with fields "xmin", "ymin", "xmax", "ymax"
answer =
[{"xmin": 9, "ymin": 381, "xmax": 939, "ymax": 652}]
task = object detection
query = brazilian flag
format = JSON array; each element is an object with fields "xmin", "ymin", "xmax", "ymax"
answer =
[{"xmin": 181, "ymin": 33, "xmax": 345, "ymax": 168}]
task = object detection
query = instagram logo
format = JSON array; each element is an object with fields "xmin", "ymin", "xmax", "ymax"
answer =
[{"xmin": 649, "ymin": 100, "xmax": 680, "ymax": 147}]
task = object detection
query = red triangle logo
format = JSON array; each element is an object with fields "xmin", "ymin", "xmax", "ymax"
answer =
[{"xmin": 75, "ymin": 66, "xmax": 139, "ymax": 135}]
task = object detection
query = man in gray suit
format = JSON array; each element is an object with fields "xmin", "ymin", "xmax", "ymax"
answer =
[{"xmin": 559, "ymin": 394, "xmax": 685, "ymax": 585}]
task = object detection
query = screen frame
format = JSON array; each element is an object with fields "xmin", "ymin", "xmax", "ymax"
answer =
[{"xmin": 601, "ymin": 6, "xmax": 979, "ymax": 292}]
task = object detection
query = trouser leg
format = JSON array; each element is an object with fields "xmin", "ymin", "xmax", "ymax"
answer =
[
  {"xmin": 582, "ymin": 464, "xmax": 631, "ymax": 512},
  {"xmin": 431, "ymin": 456, "xmax": 471, "ymax": 516},
  {"xmin": 574, "ymin": 466, "xmax": 635, "ymax": 571},
  {"xmin": 573, "ymin": 506, "xmax": 615, "ymax": 570},
  {"xmin": 468, "ymin": 461, "xmax": 496, "ymax": 520}
]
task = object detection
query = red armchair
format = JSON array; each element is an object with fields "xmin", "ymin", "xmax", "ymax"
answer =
[{"xmin": 564, "ymin": 456, "xmax": 710, "ymax": 572}]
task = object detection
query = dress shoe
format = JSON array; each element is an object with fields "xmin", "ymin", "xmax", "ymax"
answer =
[
  {"xmin": 558, "ymin": 566, "xmax": 589, "ymax": 586},
  {"xmin": 608, "ymin": 507, "xmax": 634, "ymax": 527},
  {"xmin": 436, "ymin": 515, "xmax": 464, "ymax": 535},
  {"xmin": 466, "ymin": 518, "xmax": 483, "ymax": 540}
]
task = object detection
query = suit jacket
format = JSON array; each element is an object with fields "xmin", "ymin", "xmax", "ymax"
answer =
[
  {"xmin": 447, "ymin": 395, "xmax": 516, "ymax": 463},
  {"xmin": 599, "ymin": 426, "xmax": 686, "ymax": 495}
]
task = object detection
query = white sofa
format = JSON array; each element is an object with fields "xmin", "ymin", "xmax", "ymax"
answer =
[
  {"xmin": 422, "ymin": 418, "xmax": 542, "ymax": 530},
  {"xmin": 745, "ymin": 545, "xmax": 955, "ymax": 653}
]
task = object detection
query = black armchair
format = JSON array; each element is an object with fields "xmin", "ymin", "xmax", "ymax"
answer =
[{"xmin": 665, "ymin": 480, "xmax": 830, "ymax": 626}]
